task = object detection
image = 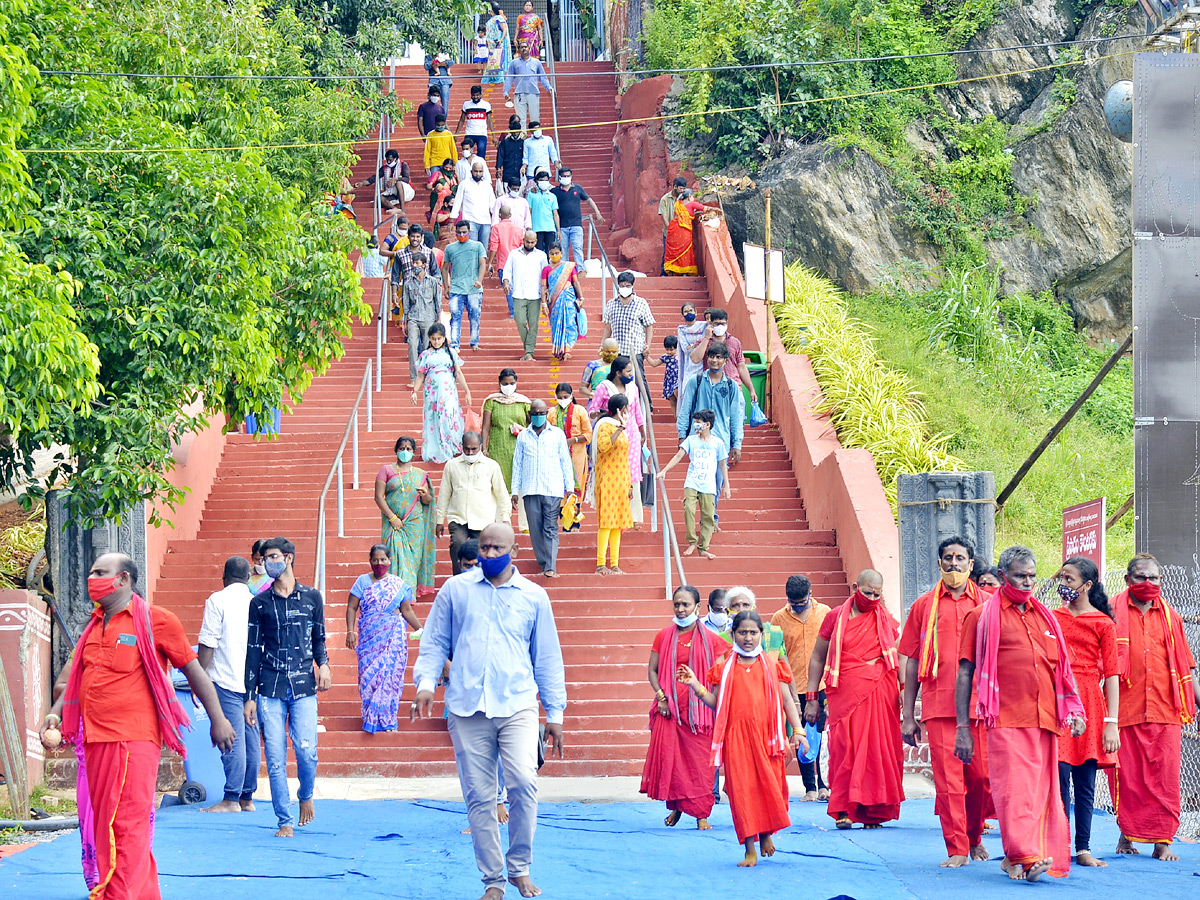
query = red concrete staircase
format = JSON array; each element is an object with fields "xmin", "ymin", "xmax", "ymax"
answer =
[{"xmin": 151, "ymin": 62, "xmax": 850, "ymax": 778}]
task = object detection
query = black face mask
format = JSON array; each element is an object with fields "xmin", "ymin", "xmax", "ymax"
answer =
[
  {"xmin": 789, "ymin": 598, "xmax": 810, "ymax": 610},
  {"xmin": 472, "ymin": 173, "xmax": 484, "ymax": 182}
]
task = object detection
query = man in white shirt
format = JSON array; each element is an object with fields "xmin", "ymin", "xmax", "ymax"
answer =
[
  {"xmin": 456, "ymin": 84, "xmax": 494, "ymax": 157},
  {"xmin": 437, "ymin": 431, "xmax": 511, "ymax": 574},
  {"xmin": 451, "ymin": 159, "xmax": 497, "ymax": 248},
  {"xmin": 196, "ymin": 556, "xmax": 258, "ymax": 813},
  {"xmin": 492, "ymin": 178, "xmax": 532, "ymax": 229},
  {"xmin": 501, "ymin": 230, "xmax": 548, "ymax": 361},
  {"xmin": 456, "ymin": 139, "xmax": 489, "ymax": 185}
]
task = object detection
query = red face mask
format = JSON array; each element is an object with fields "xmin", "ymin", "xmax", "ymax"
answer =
[
  {"xmin": 371, "ymin": 562, "xmax": 390, "ymax": 579},
  {"xmin": 88, "ymin": 575, "xmax": 121, "ymax": 603},
  {"xmin": 1000, "ymin": 581, "xmax": 1035, "ymax": 605},
  {"xmin": 1128, "ymin": 580, "xmax": 1161, "ymax": 604},
  {"xmin": 852, "ymin": 589, "xmax": 881, "ymax": 612}
]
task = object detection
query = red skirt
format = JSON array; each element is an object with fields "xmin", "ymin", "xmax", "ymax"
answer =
[
  {"xmin": 1057, "ymin": 665, "xmax": 1116, "ymax": 767},
  {"xmin": 825, "ymin": 675, "xmax": 905, "ymax": 825},
  {"xmin": 1116, "ymin": 722, "xmax": 1182, "ymax": 844},
  {"xmin": 640, "ymin": 708, "xmax": 716, "ymax": 821}
]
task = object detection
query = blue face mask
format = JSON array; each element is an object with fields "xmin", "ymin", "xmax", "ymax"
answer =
[
  {"xmin": 479, "ymin": 552, "xmax": 511, "ymax": 579},
  {"xmin": 706, "ymin": 611, "xmax": 729, "ymax": 628},
  {"xmin": 1057, "ymin": 583, "xmax": 1079, "ymax": 603},
  {"xmin": 530, "ymin": 413, "xmax": 548, "ymax": 427},
  {"xmin": 397, "ymin": 449, "xmax": 414, "ymax": 463},
  {"xmin": 684, "ymin": 312, "xmax": 696, "ymax": 322},
  {"xmin": 265, "ymin": 558, "xmax": 287, "ymax": 579},
  {"xmin": 673, "ymin": 612, "xmax": 698, "ymax": 628},
  {"xmin": 620, "ymin": 375, "xmax": 634, "ymax": 385}
]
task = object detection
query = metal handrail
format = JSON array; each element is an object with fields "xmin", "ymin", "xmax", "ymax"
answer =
[
  {"xmin": 541, "ymin": 8, "xmax": 564, "ymax": 167},
  {"xmin": 314, "ymin": 359, "xmax": 374, "ymax": 595},
  {"xmin": 583, "ymin": 214, "xmax": 687, "ymax": 597}
]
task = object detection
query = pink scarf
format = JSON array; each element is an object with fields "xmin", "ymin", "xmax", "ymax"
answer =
[
  {"xmin": 974, "ymin": 582, "xmax": 1085, "ymax": 729},
  {"xmin": 709, "ymin": 652, "xmax": 788, "ymax": 767},
  {"xmin": 659, "ymin": 624, "xmax": 717, "ymax": 734},
  {"xmin": 823, "ymin": 591, "xmax": 899, "ymax": 690},
  {"xmin": 62, "ymin": 593, "xmax": 192, "ymax": 756}
]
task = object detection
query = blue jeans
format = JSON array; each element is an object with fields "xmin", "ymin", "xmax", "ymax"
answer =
[
  {"xmin": 468, "ymin": 221, "xmax": 492, "ymax": 249},
  {"xmin": 216, "ymin": 685, "xmax": 259, "ymax": 802},
  {"xmin": 561, "ymin": 225, "xmax": 584, "ymax": 264},
  {"xmin": 506, "ymin": 285, "xmax": 514, "ymax": 317},
  {"xmin": 449, "ymin": 291, "xmax": 483, "ymax": 348},
  {"xmin": 714, "ymin": 463, "xmax": 726, "ymax": 521},
  {"xmin": 429, "ymin": 78, "xmax": 451, "ymax": 110},
  {"xmin": 258, "ymin": 688, "xmax": 318, "ymax": 828},
  {"xmin": 466, "ymin": 135, "xmax": 488, "ymax": 157}
]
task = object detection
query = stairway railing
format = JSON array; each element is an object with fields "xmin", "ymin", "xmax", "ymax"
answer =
[
  {"xmin": 541, "ymin": 8, "xmax": 563, "ymax": 166},
  {"xmin": 314, "ymin": 359, "xmax": 374, "ymax": 595},
  {"xmin": 584, "ymin": 215, "xmax": 688, "ymax": 598}
]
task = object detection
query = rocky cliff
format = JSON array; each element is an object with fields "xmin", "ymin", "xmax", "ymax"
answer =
[{"xmin": 721, "ymin": 0, "xmax": 1140, "ymax": 341}]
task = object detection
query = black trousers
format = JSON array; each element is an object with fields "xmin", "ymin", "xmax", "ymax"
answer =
[
  {"xmin": 799, "ymin": 690, "xmax": 828, "ymax": 792},
  {"xmin": 447, "ymin": 522, "xmax": 481, "ymax": 575},
  {"xmin": 1059, "ymin": 759, "xmax": 1098, "ymax": 853}
]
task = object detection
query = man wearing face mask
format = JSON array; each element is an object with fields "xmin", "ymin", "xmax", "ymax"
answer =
[
  {"xmin": 413, "ymin": 522, "xmax": 566, "ymax": 900},
  {"xmin": 456, "ymin": 83, "xmax": 494, "ymax": 157},
  {"xmin": 244, "ymin": 536, "xmax": 331, "ymax": 838},
  {"xmin": 704, "ymin": 589, "xmax": 731, "ymax": 635},
  {"xmin": 899, "ymin": 536, "xmax": 991, "ymax": 866},
  {"xmin": 956, "ymin": 546, "xmax": 1087, "ymax": 881},
  {"xmin": 580, "ymin": 337, "xmax": 620, "ymax": 402},
  {"xmin": 806, "ymin": 570, "xmax": 905, "ymax": 830},
  {"xmin": 437, "ymin": 431, "xmax": 512, "ymax": 575},
  {"xmin": 41, "ymin": 553, "xmax": 236, "ymax": 898},
  {"xmin": 444, "ymin": 221, "xmax": 488, "ymax": 351},
  {"xmin": 424, "ymin": 114, "xmax": 458, "ymax": 176},
  {"xmin": 502, "ymin": 230, "xmax": 548, "ymax": 360},
  {"xmin": 495, "ymin": 117, "xmax": 526, "ymax": 193},
  {"xmin": 520, "ymin": 121, "xmax": 559, "ymax": 192},
  {"xmin": 504, "ymin": 41, "xmax": 554, "ymax": 134},
  {"xmin": 456, "ymin": 138, "xmax": 481, "ymax": 184},
  {"xmin": 510, "ymin": 398, "xmax": 575, "ymax": 578},
  {"xmin": 491, "ymin": 177, "xmax": 531, "ymax": 230},
  {"xmin": 603, "ymin": 271, "xmax": 656, "ymax": 407},
  {"xmin": 771, "ymin": 574, "xmax": 832, "ymax": 802},
  {"xmin": 450, "ymin": 158, "xmax": 497, "ymax": 248},
  {"xmin": 552, "ymin": 167, "xmax": 605, "ymax": 265},
  {"xmin": 676, "ymin": 342, "xmax": 743, "ymax": 518},
  {"xmin": 527, "ymin": 169, "xmax": 560, "ymax": 254},
  {"xmin": 1109, "ymin": 553, "xmax": 1200, "ymax": 861},
  {"xmin": 688, "ymin": 307, "xmax": 758, "ymax": 407}
]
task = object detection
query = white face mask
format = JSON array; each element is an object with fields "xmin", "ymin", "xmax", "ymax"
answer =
[
  {"xmin": 463, "ymin": 149, "xmax": 472, "ymax": 157},
  {"xmin": 712, "ymin": 324, "xmax": 728, "ymax": 337},
  {"xmin": 508, "ymin": 186, "xmax": 520, "ymax": 195},
  {"xmin": 500, "ymin": 383, "xmax": 517, "ymax": 396},
  {"xmin": 706, "ymin": 611, "xmax": 729, "ymax": 628},
  {"xmin": 559, "ymin": 176, "xmax": 571, "ymax": 187},
  {"xmin": 462, "ymin": 452, "xmax": 483, "ymax": 463},
  {"xmin": 253, "ymin": 563, "xmax": 267, "ymax": 576},
  {"xmin": 537, "ymin": 181, "xmax": 550, "ymax": 191},
  {"xmin": 533, "ymin": 129, "xmax": 542, "ymax": 138},
  {"xmin": 557, "ymin": 397, "xmax": 571, "ymax": 408},
  {"xmin": 617, "ymin": 285, "xmax": 634, "ymax": 298},
  {"xmin": 734, "ymin": 642, "xmax": 764, "ymax": 658},
  {"xmin": 673, "ymin": 613, "xmax": 698, "ymax": 628}
]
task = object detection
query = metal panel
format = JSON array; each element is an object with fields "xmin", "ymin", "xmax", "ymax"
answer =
[{"xmin": 1133, "ymin": 54, "xmax": 1200, "ymax": 573}]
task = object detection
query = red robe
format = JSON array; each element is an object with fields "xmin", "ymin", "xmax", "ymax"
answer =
[{"xmin": 820, "ymin": 609, "xmax": 905, "ymax": 825}]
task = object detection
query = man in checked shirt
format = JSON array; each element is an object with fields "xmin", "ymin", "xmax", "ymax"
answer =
[{"xmin": 244, "ymin": 536, "xmax": 331, "ymax": 837}]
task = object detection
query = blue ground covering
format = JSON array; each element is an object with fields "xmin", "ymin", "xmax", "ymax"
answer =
[{"xmin": 2, "ymin": 797, "xmax": 1197, "ymax": 899}]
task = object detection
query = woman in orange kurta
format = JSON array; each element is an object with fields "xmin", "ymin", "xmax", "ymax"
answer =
[
  {"xmin": 640, "ymin": 586, "xmax": 728, "ymax": 828},
  {"xmin": 1053, "ymin": 556, "xmax": 1119, "ymax": 867},
  {"xmin": 679, "ymin": 610, "xmax": 806, "ymax": 866},
  {"xmin": 548, "ymin": 382, "xmax": 590, "ymax": 495},
  {"xmin": 813, "ymin": 587, "xmax": 905, "ymax": 828}
]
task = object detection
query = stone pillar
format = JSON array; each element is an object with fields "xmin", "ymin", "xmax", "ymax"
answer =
[
  {"xmin": 44, "ymin": 491, "xmax": 146, "ymax": 676},
  {"xmin": 897, "ymin": 473, "xmax": 996, "ymax": 620},
  {"xmin": 0, "ymin": 590, "xmax": 52, "ymax": 788}
]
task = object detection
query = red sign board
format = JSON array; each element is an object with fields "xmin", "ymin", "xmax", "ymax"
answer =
[{"xmin": 1062, "ymin": 498, "xmax": 1106, "ymax": 573}]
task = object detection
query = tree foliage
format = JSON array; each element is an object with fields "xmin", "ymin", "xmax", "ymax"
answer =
[{"xmin": 3, "ymin": 0, "xmax": 401, "ymax": 525}]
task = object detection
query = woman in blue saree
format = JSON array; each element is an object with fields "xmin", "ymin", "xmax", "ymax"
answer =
[{"xmin": 542, "ymin": 242, "xmax": 585, "ymax": 360}]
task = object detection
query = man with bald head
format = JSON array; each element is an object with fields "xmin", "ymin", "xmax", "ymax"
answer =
[
  {"xmin": 413, "ymin": 523, "xmax": 566, "ymax": 900},
  {"xmin": 511, "ymin": 398, "xmax": 574, "ymax": 578},
  {"xmin": 805, "ymin": 569, "xmax": 905, "ymax": 829},
  {"xmin": 41, "ymin": 553, "xmax": 235, "ymax": 900},
  {"xmin": 502, "ymin": 229, "xmax": 548, "ymax": 360}
]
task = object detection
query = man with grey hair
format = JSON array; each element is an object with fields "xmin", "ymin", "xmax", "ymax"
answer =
[
  {"xmin": 956, "ymin": 545, "xmax": 1087, "ymax": 881},
  {"xmin": 436, "ymin": 431, "xmax": 511, "ymax": 575},
  {"xmin": 805, "ymin": 569, "xmax": 904, "ymax": 829},
  {"xmin": 501, "ymin": 229, "xmax": 548, "ymax": 361}
]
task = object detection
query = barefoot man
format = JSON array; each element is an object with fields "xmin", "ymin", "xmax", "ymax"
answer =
[
  {"xmin": 244, "ymin": 536, "xmax": 331, "ymax": 838},
  {"xmin": 1111, "ymin": 553, "xmax": 1199, "ymax": 861},
  {"xmin": 955, "ymin": 546, "xmax": 1087, "ymax": 882},
  {"xmin": 806, "ymin": 570, "xmax": 905, "ymax": 830},
  {"xmin": 900, "ymin": 536, "xmax": 991, "ymax": 866},
  {"xmin": 40, "ymin": 553, "xmax": 235, "ymax": 899},
  {"xmin": 413, "ymin": 523, "xmax": 566, "ymax": 900}
]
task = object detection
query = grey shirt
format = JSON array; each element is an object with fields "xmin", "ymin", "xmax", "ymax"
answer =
[{"xmin": 403, "ymin": 273, "xmax": 443, "ymax": 325}]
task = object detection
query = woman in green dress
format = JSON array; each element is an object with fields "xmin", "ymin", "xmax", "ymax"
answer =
[
  {"xmin": 480, "ymin": 368, "xmax": 531, "ymax": 530},
  {"xmin": 372, "ymin": 435, "xmax": 436, "ymax": 598}
]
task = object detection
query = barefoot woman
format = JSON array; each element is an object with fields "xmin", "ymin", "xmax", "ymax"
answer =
[{"xmin": 640, "ymin": 585, "xmax": 727, "ymax": 829}]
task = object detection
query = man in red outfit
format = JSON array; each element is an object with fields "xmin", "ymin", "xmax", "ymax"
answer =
[
  {"xmin": 1111, "ymin": 553, "xmax": 1200, "ymax": 861},
  {"xmin": 41, "ymin": 553, "xmax": 235, "ymax": 900},
  {"xmin": 806, "ymin": 569, "xmax": 905, "ymax": 829},
  {"xmin": 901, "ymin": 535, "xmax": 991, "ymax": 867}
]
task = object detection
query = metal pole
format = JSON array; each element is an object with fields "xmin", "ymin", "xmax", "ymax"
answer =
[
  {"xmin": 367, "ymin": 360, "xmax": 374, "ymax": 431},
  {"xmin": 352, "ymin": 412, "xmax": 360, "ymax": 490},
  {"xmin": 337, "ymin": 455, "xmax": 345, "ymax": 538},
  {"xmin": 662, "ymin": 486, "xmax": 671, "ymax": 601},
  {"xmin": 587, "ymin": 220, "xmax": 594, "ymax": 263},
  {"xmin": 763, "ymin": 187, "xmax": 773, "ymax": 421},
  {"xmin": 315, "ymin": 505, "xmax": 325, "ymax": 595}
]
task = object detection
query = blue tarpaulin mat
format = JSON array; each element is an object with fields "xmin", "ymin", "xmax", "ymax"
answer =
[{"xmin": 3, "ymin": 798, "xmax": 1199, "ymax": 899}]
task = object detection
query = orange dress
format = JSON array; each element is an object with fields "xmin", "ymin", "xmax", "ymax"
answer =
[
  {"xmin": 1053, "ymin": 608, "xmax": 1117, "ymax": 767},
  {"xmin": 706, "ymin": 656, "xmax": 792, "ymax": 843}
]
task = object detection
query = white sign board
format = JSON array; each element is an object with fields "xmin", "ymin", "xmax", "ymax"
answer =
[{"xmin": 743, "ymin": 243, "xmax": 785, "ymax": 303}]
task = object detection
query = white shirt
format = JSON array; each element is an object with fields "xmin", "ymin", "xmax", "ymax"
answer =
[
  {"xmin": 197, "ymin": 581, "xmax": 254, "ymax": 694},
  {"xmin": 456, "ymin": 155, "xmax": 489, "ymax": 184},
  {"xmin": 451, "ymin": 176, "xmax": 497, "ymax": 225},
  {"xmin": 461, "ymin": 99, "xmax": 492, "ymax": 136},
  {"xmin": 502, "ymin": 245, "xmax": 548, "ymax": 299},
  {"xmin": 492, "ymin": 192, "xmax": 532, "ymax": 228}
]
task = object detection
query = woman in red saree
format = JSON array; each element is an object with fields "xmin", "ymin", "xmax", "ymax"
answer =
[
  {"xmin": 663, "ymin": 189, "xmax": 707, "ymax": 276},
  {"xmin": 679, "ymin": 610, "xmax": 806, "ymax": 867},
  {"xmin": 640, "ymin": 585, "xmax": 727, "ymax": 828}
]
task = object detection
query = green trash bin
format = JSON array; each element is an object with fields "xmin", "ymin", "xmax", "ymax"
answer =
[{"xmin": 741, "ymin": 351, "xmax": 767, "ymax": 423}]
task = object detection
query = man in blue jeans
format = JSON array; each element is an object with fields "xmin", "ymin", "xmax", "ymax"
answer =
[
  {"xmin": 197, "ymin": 556, "xmax": 259, "ymax": 813},
  {"xmin": 551, "ymin": 167, "xmax": 605, "ymax": 265},
  {"xmin": 244, "ymin": 536, "xmax": 330, "ymax": 838},
  {"xmin": 444, "ymin": 220, "xmax": 488, "ymax": 350}
]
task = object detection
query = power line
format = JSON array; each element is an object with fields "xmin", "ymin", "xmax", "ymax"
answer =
[{"xmin": 34, "ymin": 30, "xmax": 1156, "ymax": 83}]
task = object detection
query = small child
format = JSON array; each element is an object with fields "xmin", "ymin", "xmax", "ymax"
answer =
[
  {"xmin": 646, "ymin": 334, "xmax": 680, "ymax": 415},
  {"xmin": 657, "ymin": 409, "xmax": 731, "ymax": 559},
  {"xmin": 678, "ymin": 610, "xmax": 806, "ymax": 867},
  {"xmin": 473, "ymin": 26, "xmax": 489, "ymax": 64}
]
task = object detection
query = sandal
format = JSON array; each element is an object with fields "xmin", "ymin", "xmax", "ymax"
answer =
[{"xmin": 835, "ymin": 816, "xmax": 852, "ymax": 830}]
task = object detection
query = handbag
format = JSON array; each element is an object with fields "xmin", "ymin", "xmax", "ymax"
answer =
[
  {"xmin": 797, "ymin": 722, "xmax": 822, "ymax": 765},
  {"xmin": 576, "ymin": 304, "xmax": 588, "ymax": 337},
  {"xmin": 463, "ymin": 407, "xmax": 482, "ymax": 433},
  {"xmin": 748, "ymin": 400, "xmax": 768, "ymax": 428}
]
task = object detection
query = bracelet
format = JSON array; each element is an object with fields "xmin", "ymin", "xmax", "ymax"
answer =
[
  {"xmin": 44, "ymin": 714, "xmax": 61, "ymax": 727},
  {"xmin": 804, "ymin": 692, "xmax": 818, "ymax": 701},
  {"xmin": 654, "ymin": 690, "xmax": 666, "ymax": 701},
  {"xmin": 1104, "ymin": 717, "xmax": 1118, "ymax": 724}
]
